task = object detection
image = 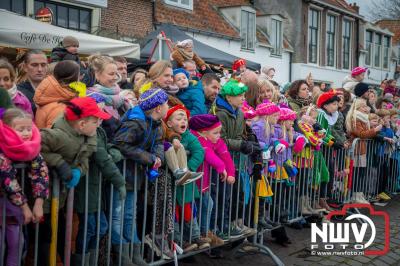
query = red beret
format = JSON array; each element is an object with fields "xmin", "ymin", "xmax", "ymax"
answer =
[{"xmin": 317, "ymin": 90, "xmax": 338, "ymax": 108}]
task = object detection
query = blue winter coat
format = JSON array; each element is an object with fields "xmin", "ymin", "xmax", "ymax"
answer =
[{"xmin": 176, "ymin": 78, "xmax": 207, "ymax": 115}]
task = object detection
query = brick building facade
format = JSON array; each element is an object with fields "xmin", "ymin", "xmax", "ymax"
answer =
[{"xmin": 100, "ymin": 0, "xmax": 153, "ymax": 39}]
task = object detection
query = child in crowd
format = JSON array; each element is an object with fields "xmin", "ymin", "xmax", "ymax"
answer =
[
  {"xmin": 50, "ymin": 36, "xmax": 81, "ymax": 64},
  {"xmin": 295, "ymin": 105, "xmax": 327, "ymax": 215},
  {"xmin": 72, "ymin": 94, "xmax": 130, "ymax": 265},
  {"xmin": 346, "ymin": 98, "xmax": 380, "ymax": 204},
  {"xmin": 39, "ymin": 97, "xmax": 105, "ymax": 265},
  {"xmin": 189, "ymin": 114, "xmax": 235, "ymax": 244},
  {"xmin": 315, "ymin": 91, "xmax": 340, "ymax": 210},
  {"xmin": 173, "ymin": 68, "xmax": 207, "ymax": 115},
  {"xmin": 164, "ymin": 105, "xmax": 210, "ymax": 252},
  {"xmin": 113, "ymin": 88, "xmax": 172, "ymax": 259},
  {"xmin": 34, "ymin": 60, "xmax": 80, "ymax": 129},
  {"xmin": 0, "ymin": 108, "xmax": 49, "ymax": 266},
  {"xmin": 251, "ymin": 101, "xmax": 281, "ymax": 227},
  {"xmin": 342, "ymin": 66, "xmax": 367, "ymax": 93},
  {"xmin": 0, "ymin": 59, "xmax": 33, "ymax": 115},
  {"xmin": 273, "ymin": 107, "xmax": 306, "ymax": 222},
  {"xmin": 375, "ymin": 109, "xmax": 395, "ymax": 201}
]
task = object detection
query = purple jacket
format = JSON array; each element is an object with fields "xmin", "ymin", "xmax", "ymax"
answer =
[
  {"xmin": 12, "ymin": 91, "xmax": 33, "ymax": 115},
  {"xmin": 251, "ymin": 120, "xmax": 280, "ymax": 150}
]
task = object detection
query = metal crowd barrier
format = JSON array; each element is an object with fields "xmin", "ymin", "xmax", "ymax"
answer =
[{"xmin": 1, "ymin": 139, "xmax": 399, "ymax": 266}]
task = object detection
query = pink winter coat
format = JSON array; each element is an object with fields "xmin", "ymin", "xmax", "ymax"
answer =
[
  {"xmin": 12, "ymin": 90, "xmax": 33, "ymax": 115},
  {"xmin": 191, "ymin": 130, "xmax": 235, "ymax": 193}
]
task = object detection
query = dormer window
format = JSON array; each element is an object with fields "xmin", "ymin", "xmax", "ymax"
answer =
[{"xmin": 241, "ymin": 10, "xmax": 256, "ymax": 51}]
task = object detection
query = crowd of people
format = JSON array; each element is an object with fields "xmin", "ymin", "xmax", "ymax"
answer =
[{"xmin": 0, "ymin": 35, "xmax": 399, "ymax": 266}]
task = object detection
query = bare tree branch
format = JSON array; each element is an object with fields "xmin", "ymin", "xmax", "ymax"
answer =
[{"xmin": 368, "ymin": 0, "xmax": 400, "ymax": 21}]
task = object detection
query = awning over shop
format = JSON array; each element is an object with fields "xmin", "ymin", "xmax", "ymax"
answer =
[
  {"xmin": 0, "ymin": 9, "xmax": 140, "ymax": 59},
  {"xmin": 141, "ymin": 24, "xmax": 261, "ymax": 71}
]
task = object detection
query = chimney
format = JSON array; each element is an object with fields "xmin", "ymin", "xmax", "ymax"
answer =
[{"xmin": 350, "ymin": 3, "xmax": 360, "ymax": 14}]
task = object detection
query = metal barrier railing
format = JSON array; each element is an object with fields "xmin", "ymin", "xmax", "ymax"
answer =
[{"xmin": 1, "ymin": 139, "xmax": 399, "ymax": 266}]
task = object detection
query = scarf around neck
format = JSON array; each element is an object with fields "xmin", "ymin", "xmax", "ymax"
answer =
[
  {"xmin": 0, "ymin": 120, "xmax": 41, "ymax": 161},
  {"xmin": 292, "ymin": 95, "xmax": 313, "ymax": 107},
  {"xmin": 88, "ymin": 84, "xmax": 123, "ymax": 119},
  {"xmin": 354, "ymin": 110, "xmax": 370, "ymax": 129}
]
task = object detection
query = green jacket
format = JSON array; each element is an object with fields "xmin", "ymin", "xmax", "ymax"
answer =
[
  {"xmin": 40, "ymin": 116, "xmax": 97, "ymax": 213},
  {"xmin": 74, "ymin": 127, "xmax": 125, "ymax": 213},
  {"xmin": 176, "ymin": 130, "xmax": 204, "ymax": 205},
  {"xmin": 331, "ymin": 112, "xmax": 346, "ymax": 147},
  {"xmin": 214, "ymin": 95, "xmax": 245, "ymax": 152}
]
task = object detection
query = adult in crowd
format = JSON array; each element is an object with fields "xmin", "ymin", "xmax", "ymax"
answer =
[
  {"xmin": 146, "ymin": 60, "xmax": 174, "ymax": 94},
  {"xmin": 114, "ymin": 56, "xmax": 133, "ymax": 90},
  {"xmin": 0, "ymin": 59, "xmax": 33, "ymax": 115},
  {"xmin": 17, "ymin": 50, "xmax": 48, "ymax": 113},
  {"xmin": 336, "ymin": 88, "xmax": 352, "ymax": 120},
  {"xmin": 378, "ymin": 79, "xmax": 387, "ymax": 97},
  {"xmin": 286, "ymin": 79, "xmax": 313, "ymax": 114},
  {"xmin": 384, "ymin": 79, "xmax": 398, "ymax": 96},
  {"xmin": 259, "ymin": 66, "xmax": 275, "ymax": 81},
  {"xmin": 342, "ymin": 66, "xmax": 367, "ymax": 93},
  {"xmin": 354, "ymin": 82, "xmax": 375, "ymax": 113},
  {"xmin": 201, "ymin": 73, "xmax": 220, "ymax": 112},
  {"xmin": 33, "ymin": 60, "xmax": 80, "ymax": 128}
]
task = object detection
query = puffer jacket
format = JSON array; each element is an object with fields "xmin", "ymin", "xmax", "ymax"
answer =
[
  {"xmin": 113, "ymin": 106, "xmax": 164, "ymax": 189},
  {"xmin": 176, "ymin": 78, "xmax": 207, "ymax": 115},
  {"xmin": 33, "ymin": 75, "xmax": 77, "ymax": 128}
]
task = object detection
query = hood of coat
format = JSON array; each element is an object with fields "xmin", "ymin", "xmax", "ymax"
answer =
[
  {"xmin": 34, "ymin": 75, "xmax": 77, "ymax": 107},
  {"xmin": 122, "ymin": 105, "xmax": 161, "ymax": 128},
  {"xmin": 216, "ymin": 94, "xmax": 238, "ymax": 117}
]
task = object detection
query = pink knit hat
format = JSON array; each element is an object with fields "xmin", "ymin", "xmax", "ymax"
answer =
[
  {"xmin": 279, "ymin": 107, "xmax": 297, "ymax": 121},
  {"xmin": 256, "ymin": 100, "xmax": 280, "ymax": 116},
  {"xmin": 351, "ymin": 66, "xmax": 367, "ymax": 77},
  {"xmin": 241, "ymin": 101, "xmax": 257, "ymax": 119}
]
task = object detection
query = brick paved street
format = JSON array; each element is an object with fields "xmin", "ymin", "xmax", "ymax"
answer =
[{"xmin": 180, "ymin": 195, "xmax": 400, "ymax": 266}]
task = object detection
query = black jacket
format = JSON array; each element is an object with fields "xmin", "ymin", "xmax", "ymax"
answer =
[{"xmin": 17, "ymin": 81, "xmax": 36, "ymax": 114}]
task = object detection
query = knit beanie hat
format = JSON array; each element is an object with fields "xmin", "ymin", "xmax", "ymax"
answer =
[
  {"xmin": 220, "ymin": 79, "xmax": 248, "ymax": 97},
  {"xmin": 317, "ymin": 90, "xmax": 340, "ymax": 108},
  {"xmin": 164, "ymin": 104, "xmax": 190, "ymax": 122},
  {"xmin": 139, "ymin": 88, "xmax": 168, "ymax": 111},
  {"xmin": 279, "ymin": 107, "xmax": 297, "ymax": 121},
  {"xmin": 62, "ymin": 35, "xmax": 79, "ymax": 48},
  {"xmin": 256, "ymin": 100, "xmax": 280, "ymax": 116},
  {"xmin": 241, "ymin": 101, "xmax": 257, "ymax": 119},
  {"xmin": 351, "ymin": 66, "xmax": 367, "ymax": 77},
  {"xmin": 173, "ymin": 68, "xmax": 189, "ymax": 79},
  {"xmin": 189, "ymin": 114, "xmax": 221, "ymax": 132},
  {"xmin": 87, "ymin": 92, "xmax": 106, "ymax": 104},
  {"xmin": 354, "ymin": 82, "xmax": 369, "ymax": 97}
]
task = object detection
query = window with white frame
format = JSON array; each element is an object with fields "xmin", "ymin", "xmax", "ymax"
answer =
[
  {"xmin": 241, "ymin": 10, "xmax": 256, "ymax": 51},
  {"xmin": 271, "ymin": 19, "xmax": 282, "ymax": 56},
  {"xmin": 342, "ymin": 20, "xmax": 352, "ymax": 69},
  {"xmin": 165, "ymin": 0, "xmax": 193, "ymax": 10},
  {"xmin": 308, "ymin": 9, "xmax": 320, "ymax": 64},
  {"xmin": 383, "ymin": 36, "xmax": 390, "ymax": 69},
  {"xmin": 365, "ymin": 30, "xmax": 373, "ymax": 66},
  {"xmin": 374, "ymin": 33, "xmax": 382, "ymax": 68},
  {"xmin": 326, "ymin": 15, "xmax": 336, "ymax": 67}
]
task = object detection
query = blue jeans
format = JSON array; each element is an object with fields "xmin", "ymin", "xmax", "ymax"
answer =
[
  {"xmin": 111, "ymin": 189, "xmax": 140, "ymax": 244},
  {"xmin": 210, "ymin": 181, "xmax": 231, "ymax": 234},
  {"xmin": 196, "ymin": 192, "xmax": 213, "ymax": 235},
  {"xmin": 76, "ymin": 212, "xmax": 108, "ymax": 254}
]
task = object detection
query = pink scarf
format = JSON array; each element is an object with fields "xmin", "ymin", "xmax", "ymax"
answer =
[{"xmin": 0, "ymin": 120, "xmax": 41, "ymax": 161}]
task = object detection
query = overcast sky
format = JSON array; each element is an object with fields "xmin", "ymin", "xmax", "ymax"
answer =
[{"xmin": 346, "ymin": 0, "xmax": 374, "ymax": 20}]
